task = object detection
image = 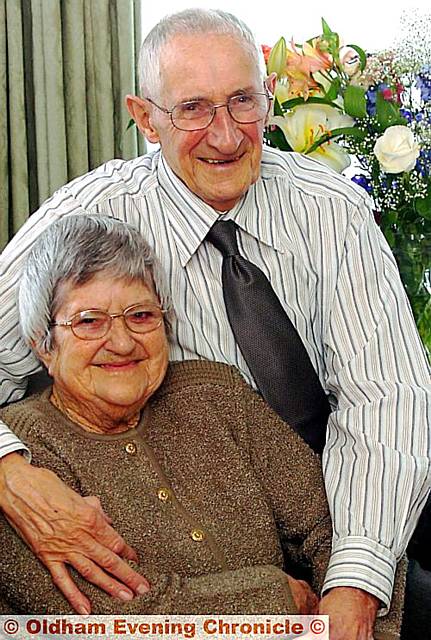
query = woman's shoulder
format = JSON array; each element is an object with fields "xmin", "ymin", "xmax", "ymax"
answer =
[
  {"xmin": 154, "ymin": 360, "xmax": 252, "ymax": 396},
  {"xmin": 149, "ymin": 360, "xmax": 262, "ymax": 436}
]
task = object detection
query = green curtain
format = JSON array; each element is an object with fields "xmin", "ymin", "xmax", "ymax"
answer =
[{"xmin": 0, "ymin": 0, "xmax": 145, "ymax": 248}]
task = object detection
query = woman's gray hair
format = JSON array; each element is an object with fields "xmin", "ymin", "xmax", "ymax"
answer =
[
  {"xmin": 19, "ymin": 214, "xmax": 172, "ymax": 353},
  {"xmin": 139, "ymin": 8, "xmax": 266, "ymax": 99}
]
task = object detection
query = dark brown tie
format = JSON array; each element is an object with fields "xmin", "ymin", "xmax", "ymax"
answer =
[{"xmin": 207, "ymin": 219, "xmax": 330, "ymax": 453}]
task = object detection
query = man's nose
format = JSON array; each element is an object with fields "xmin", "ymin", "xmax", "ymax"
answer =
[{"xmin": 206, "ymin": 105, "xmax": 243, "ymax": 152}]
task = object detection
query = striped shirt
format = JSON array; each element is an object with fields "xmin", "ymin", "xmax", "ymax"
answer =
[{"xmin": 0, "ymin": 147, "xmax": 430, "ymax": 611}]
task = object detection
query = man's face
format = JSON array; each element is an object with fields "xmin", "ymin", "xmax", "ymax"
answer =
[{"xmin": 145, "ymin": 33, "xmax": 269, "ymax": 211}]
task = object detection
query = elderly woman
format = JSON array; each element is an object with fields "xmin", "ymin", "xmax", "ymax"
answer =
[{"xmin": 0, "ymin": 215, "xmax": 404, "ymax": 637}]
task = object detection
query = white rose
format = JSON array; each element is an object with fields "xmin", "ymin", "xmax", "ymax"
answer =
[{"xmin": 373, "ymin": 125, "xmax": 420, "ymax": 173}]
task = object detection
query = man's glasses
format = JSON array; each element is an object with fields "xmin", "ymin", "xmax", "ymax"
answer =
[
  {"xmin": 145, "ymin": 91, "xmax": 272, "ymax": 131},
  {"xmin": 50, "ymin": 304, "xmax": 166, "ymax": 340}
]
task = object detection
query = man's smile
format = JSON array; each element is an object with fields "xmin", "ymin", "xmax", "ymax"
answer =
[
  {"xmin": 200, "ymin": 154, "xmax": 243, "ymax": 165},
  {"xmin": 199, "ymin": 154, "xmax": 244, "ymax": 165}
]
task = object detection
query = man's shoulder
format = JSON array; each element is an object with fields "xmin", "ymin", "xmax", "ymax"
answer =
[
  {"xmin": 260, "ymin": 147, "xmax": 369, "ymax": 207},
  {"xmin": 43, "ymin": 151, "xmax": 161, "ymax": 212}
]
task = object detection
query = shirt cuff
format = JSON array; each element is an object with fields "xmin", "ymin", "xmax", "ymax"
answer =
[
  {"xmin": 0, "ymin": 442, "xmax": 31, "ymax": 462},
  {"xmin": 322, "ymin": 536, "xmax": 397, "ymax": 614}
]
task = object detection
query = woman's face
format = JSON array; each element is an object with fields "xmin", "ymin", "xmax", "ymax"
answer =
[{"xmin": 39, "ymin": 274, "xmax": 169, "ymax": 429}]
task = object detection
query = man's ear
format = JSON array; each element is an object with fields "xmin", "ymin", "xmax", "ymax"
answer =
[
  {"xmin": 265, "ymin": 72, "xmax": 277, "ymax": 97},
  {"xmin": 125, "ymin": 94, "xmax": 160, "ymax": 144}
]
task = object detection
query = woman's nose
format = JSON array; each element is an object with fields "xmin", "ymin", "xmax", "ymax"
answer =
[{"xmin": 103, "ymin": 317, "xmax": 139, "ymax": 354}]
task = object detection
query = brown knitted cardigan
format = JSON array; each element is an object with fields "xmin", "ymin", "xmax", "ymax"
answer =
[{"xmin": 0, "ymin": 361, "xmax": 404, "ymax": 636}]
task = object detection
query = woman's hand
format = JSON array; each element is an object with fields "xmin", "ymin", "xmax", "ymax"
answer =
[
  {"xmin": 0, "ymin": 452, "xmax": 149, "ymax": 613},
  {"xmin": 286, "ymin": 575, "xmax": 319, "ymax": 613},
  {"xmin": 318, "ymin": 586, "xmax": 379, "ymax": 640}
]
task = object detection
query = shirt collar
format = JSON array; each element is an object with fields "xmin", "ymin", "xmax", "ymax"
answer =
[{"xmin": 157, "ymin": 153, "xmax": 285, "ymax": 266}]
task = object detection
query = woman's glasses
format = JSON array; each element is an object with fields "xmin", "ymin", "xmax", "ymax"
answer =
[{"xmin": 50, "ymin": 304, "xmax": 166, "ymax": 340}]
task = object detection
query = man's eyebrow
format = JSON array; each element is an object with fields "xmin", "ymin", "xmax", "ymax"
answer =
[
  {"xmin": 229, "ymin": 86, "xmax": 258, "ymax": 96},
  {"xmin": 175, "ymin": 95, "xmax": 207, "ymax": 103},
  {"xmin": 175, "ymin": 87, "xmax": 259, "ymax": 103}
]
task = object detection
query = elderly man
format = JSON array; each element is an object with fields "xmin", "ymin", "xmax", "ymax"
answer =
[{"xmin": 0, "ymin": 8, "xmax": 429, "ymax": 640}]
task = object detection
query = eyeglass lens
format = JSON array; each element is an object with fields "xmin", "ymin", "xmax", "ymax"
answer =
[{"xmin": 172, "ymin": 93, "xmax": 269, "ymax": 130}]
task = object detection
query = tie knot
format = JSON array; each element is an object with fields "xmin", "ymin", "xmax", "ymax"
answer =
[{"xmin": 206, "ymin": 220, "xmax": 239, "ymax": 257}]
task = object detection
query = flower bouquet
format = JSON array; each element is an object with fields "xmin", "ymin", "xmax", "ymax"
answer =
[{"xmin": 263, "ymin": 11, "xmax": 431, "ymax": 353}]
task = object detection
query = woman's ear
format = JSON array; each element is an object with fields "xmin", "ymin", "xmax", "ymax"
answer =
[
  {"xmin": 125, "ymin": 94, "xmax": 161, "ymax": 144},
  {"xmin": 31, "ymin": 341, "xmax": 53, "ymax": 374}
]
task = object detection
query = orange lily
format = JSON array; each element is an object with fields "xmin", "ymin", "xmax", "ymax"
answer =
[
  {"xmin": 285, "ymin": 42, "xmax": 319, "ymax": 99},
  {"xmin": 285, "ymin": 39, "xmax": 331, "ymax": 100}
]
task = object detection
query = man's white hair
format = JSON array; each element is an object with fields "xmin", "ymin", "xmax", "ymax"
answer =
[{"xmin": 138, "ymin": 8, "xmax": 266, "ymax": 100}]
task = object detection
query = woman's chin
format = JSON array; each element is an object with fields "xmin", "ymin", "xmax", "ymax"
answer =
[{"xmin": 95, "ymin": 389, "xmax": 148, "ymax": 413}]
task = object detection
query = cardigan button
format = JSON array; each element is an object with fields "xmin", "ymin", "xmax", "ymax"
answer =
[
  {"xmin": 191, "ymin": 529, "xmax": 205, "ymax": 542},
  {"xmin": 157, "ymin": 487, "xmax": 171, "ymax": 502},
  {"xmin": 125, "ymin": 442, "xmax": 137, "ymax": 455}
]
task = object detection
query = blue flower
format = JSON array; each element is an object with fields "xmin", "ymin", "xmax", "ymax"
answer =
[
  {"xmin": 351, "ymin": 174, "xmax": 373, "ymax": 193},
  {"xmin": 366, "ymin": 86, "xmax": 378, "ymax": 116},
  {"xmin": 400, "ymin": 108, "xmax": 413, "ymax": 122},
  {"xmin": 416, "ymin": 73, "xmax": 431, "ymax": 102},
  {"xmin": 416, "ymin": 149, "xmax": 431, "ymax": 177}
]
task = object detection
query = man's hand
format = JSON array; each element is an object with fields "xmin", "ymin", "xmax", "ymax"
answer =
[
  {"xmin": 0, "ymin": 453, "xmax": 149, "ymax": 614},
  {"xmin": 286, "ymin": 575, "xmax": 319, "ymax": 614},
  {"xmin": 318, "ymin": 586, "xmax": 379, "ymax": 640}
]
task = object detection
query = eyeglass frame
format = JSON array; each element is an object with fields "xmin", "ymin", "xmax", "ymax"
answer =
[
  {"xmin": 144, "ymin": 85, "xmax": 273, "ymax": 132},
  {"xmin": 49, "ymin": 303, "xmax": 167, "ymax": 340}
]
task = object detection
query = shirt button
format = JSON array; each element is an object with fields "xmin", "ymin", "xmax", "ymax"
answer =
[
  {"xmin": 191, "ymin": 529, "xmax": 205, "ymax": 542},
  {"xmin": 157, "ymin": 487, "xmax": 171, "ymax": 502},
  {"xmin": 125, "ymin": 442, "xmax": 137, "ymax": 455}
]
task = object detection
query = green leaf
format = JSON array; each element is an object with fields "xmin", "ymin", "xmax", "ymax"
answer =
[
  {"xmin": 375, "ymin": 92, "xmax": 406, "ymax": 129},
  {"xmin": 345, "ymin": 44, "xmax": 367, "ymax": 72},
  {"xmin": 273, "ymin": 97, "xmax": 284, "ymax": 117},
  {"xmin": 343, "ymin": 85, "xmax": 367, "ymax": 118},
  {"xmin": 320, "ymin": 18, "xmax": 339, "ymax": 52},
  {"xmin": 383, "ymin": 210, "xmax": 399, "ymax": 224},
  {"xmin": 384, "ymin": 228, "xmax": 395, "ymax": 248},
  {"xmin": 325, "ymin": 77, "xmax": 341, "ymax": 101},
  {"xmin": 321, "ymin": 18, "xmax": 333, "ymax": 36},
  {"xmin": 280, "ymin": 96, "xmax": 343, "ymax": 111},
  {"xmin": 331, "ymin": 126, "xmax": 367, "ymax": 139},
  {"xmin": 264, "ymin": 126, "xmax": 293, "ymax": 152},
  {"xmin": 415, "ymin": 190, "xmax": 431, "ymax": 220}
]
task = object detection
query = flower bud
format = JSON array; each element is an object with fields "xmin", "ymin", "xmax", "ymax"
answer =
[{"xmin": 267, "ymin": 37, "xmax": 287, "ymax": 77}]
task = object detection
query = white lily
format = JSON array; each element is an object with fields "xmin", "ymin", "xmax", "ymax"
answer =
[{"xmin": 270, "ymin": 103, "xmax": 354, "ymax": 172}]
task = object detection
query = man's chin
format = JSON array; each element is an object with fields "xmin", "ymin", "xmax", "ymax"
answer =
[{"xmin": 195, "ymin": 179, "xmax": 254, "ymax": 211}]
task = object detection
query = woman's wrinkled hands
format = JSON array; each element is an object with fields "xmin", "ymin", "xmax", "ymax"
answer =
[
  {"xmin": 0, "ymin": 452, "xmax": 149, "ymax": 613},
  {"xmin": 318, "ymin": 586, "xmax": 379, "ymax": 640},
  {"xmin": 286, "ymin": 575, "xmax": 319, "ymax": 614}
]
